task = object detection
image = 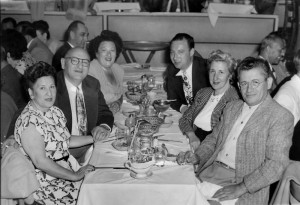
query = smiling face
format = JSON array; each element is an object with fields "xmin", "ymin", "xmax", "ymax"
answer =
[
  {"xmin": 209, "ymin": 61, "xmax": 232, "ymax": 95},
  {"xmin": 61, "ymin": 48, "xmax": 90, "ymax": 86},
  {"xmin": 29, "ymin": 76, "xmax": 56, "ymax": 112},
  {"xmin": 267, "ymin": 39, "xmax": 285, "ymax": 65},
  {"xmin": 238, "ymin": 67, "xmax": 272, "ymax": 106},
  {"xmin": 96, "ymin": 41, "xmax": 116, "ymax": 69},
  {"xmin": 170, "ymin": 39, "xmax": 194, "ymax": 71}
]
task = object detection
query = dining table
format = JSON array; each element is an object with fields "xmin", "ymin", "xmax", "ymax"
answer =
[{"xmin": 77, "ymin": 64, "xmax": 211, "ymax": 205}]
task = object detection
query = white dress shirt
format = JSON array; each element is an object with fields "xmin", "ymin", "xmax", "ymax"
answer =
[
  {"xmin": 194, "ymin": 93, "xmax": 224, "ymax": 131},
  {"xmin": 64, "ymin": 77, "xmax": 85, "ymax": 135},
  {"xmin": 216, "ymin": 102, "xmax": 260, "ymax": 169},
  {"xmin": 274, "ymin": 75, "xmax": 300, "ymax": 126}
]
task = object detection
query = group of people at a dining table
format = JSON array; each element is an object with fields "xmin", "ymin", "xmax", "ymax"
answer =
[{"xmin": 1, "ymin": 21, "xmax": 300, "ymax": 205}]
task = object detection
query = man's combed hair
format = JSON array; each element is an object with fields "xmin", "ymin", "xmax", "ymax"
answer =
[
  {"xmin": 24, "ymin": 62, "xmax": 57, "ymax": 89},
  {"xmin": 237, "ymin": 57, "xmax": 271, "ymax": 79},
  {"xmin": 170, "ymin": 33, "xmax": 194, "ymax": 50},
  {"xmin": 63, "ymin": 20, "xmax": 85, "ymax": 42}
]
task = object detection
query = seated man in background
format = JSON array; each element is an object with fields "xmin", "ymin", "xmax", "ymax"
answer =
[
  {"xmin": 1, "ymin": 17, "xmax": 16, "ymax": 30},
  {"xmin": 22, "ymin": 25, "xmax": 53, "ymax": 65},
  {"xmin": 177, "ymin": 57, "xmax": 294, "ymax": 204},
  {"xmin": 56, "ymin": 47, "xmax": 114, "ymax": 163},
  {"xmin": 258, "ymin": 32, "xmax": 289, "ymax": 95},
  {"xmin": 33, "ymin": 20, "xmax": 63, "ymax": 55},
  {"xmin": 52, "ymin": 20, "xmax": 88, "ymax": 72},
  {"xmin": 164, "ymin": 33, "xmax": 209, "ymax": 113}
]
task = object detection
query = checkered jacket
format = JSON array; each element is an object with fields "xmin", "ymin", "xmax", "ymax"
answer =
[{"xmin": 179, "ymin": 86, "xmax": 239, "ymax": 134}]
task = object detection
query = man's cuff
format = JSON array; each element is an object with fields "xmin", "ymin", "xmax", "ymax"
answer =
[{"xmin": 99, "ymin": 124, "xmax": 111, "ymax": 132}]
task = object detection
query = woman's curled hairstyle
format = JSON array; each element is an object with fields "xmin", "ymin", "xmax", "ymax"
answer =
[
  {"xmin": 24, "ymin": 61, "xmax": 56, "ymax": 90},
  {"xmin": 207, "ymin": 49, "xmax": 237, "ymax": 83}
]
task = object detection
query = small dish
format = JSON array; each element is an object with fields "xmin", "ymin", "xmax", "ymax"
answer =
[
  {"xmin": 160, "ymin": 119, "xmax": 173, "ymax": 128},
  {"xmin": 130, "ymin": 170, "xmax": 153, "ymax": 179}
]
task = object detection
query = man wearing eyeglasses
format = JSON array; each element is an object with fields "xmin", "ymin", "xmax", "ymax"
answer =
[
  {"xmin": 177, "ymin": 57, "xmax": 294, "ymax": 204},
  {"xmin": 56, "ymin": 47, "xmax": 113, "ymax": 163}
]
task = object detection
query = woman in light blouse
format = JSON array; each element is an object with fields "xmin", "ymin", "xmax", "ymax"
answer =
[
  {"xmin": 88, "ymin": 30, "xmax": 124, "ymax": 114},
  {"xmin": 179, "ymin": 50, "xmax": 240, "ymax": 150}
]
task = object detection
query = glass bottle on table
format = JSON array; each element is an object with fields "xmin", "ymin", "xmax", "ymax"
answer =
[{"xmin": 125, "ymin": 113, "xmax": 136, "ymax": 134}]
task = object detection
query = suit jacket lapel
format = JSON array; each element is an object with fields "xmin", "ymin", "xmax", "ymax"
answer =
[
  {"xmin": 82, "ymin": 79, "xmax": 97, "ymax": 133},
  {"xmin": 56, "ymin": 72, "xmax": 72, "ymax": 131},
  {"xmin": 192, "ymin": 88, "xmax": 213, "ymax": 122},
  {"xmin": 239, "ymin": 95, "xmax": 272, "ymax": 136}
]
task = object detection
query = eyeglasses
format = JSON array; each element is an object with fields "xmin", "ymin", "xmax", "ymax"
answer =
[
  {"xmin": 239, "ymin": 79, "xmax": 266, "ymax": 89},
  {"xmin": 65, "ymin": 57, "xmax": 90, "ymax": 67}
]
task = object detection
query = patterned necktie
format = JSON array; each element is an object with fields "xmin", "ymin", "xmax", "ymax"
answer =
[
  {"xmin": 76, "ymin": 87, "xmax": 87, "ymax": 135},
  {"xmin": 182, "ymin": 71, "xmax": 193, "ymax": 105}
]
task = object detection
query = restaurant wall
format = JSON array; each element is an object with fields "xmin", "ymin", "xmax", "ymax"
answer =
[{"xmin": 1, "ymin": 12, "xmax": 278, "ymax": 66}]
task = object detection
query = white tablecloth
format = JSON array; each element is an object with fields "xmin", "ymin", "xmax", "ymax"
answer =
[{"xmin": 77, "ymin": 106, "xmax": 210, "ymax": 205}]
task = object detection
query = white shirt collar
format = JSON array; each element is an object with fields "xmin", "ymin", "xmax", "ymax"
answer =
[
  {"xmin": 176, "ymin": 62, "xmax": 193, "ymax": 78},
  {"xmin": 27, "ymin": 39, "xmax": 34, "ymax": 49},
  {"xmin": 67, "ymin": 42, "xmax": 75, "ymax": 48},
  {"xmin": 64, "ymin": 76, "xmax": 82, "ymax": 92}
]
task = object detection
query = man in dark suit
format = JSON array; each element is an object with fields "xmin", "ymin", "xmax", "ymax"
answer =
[
  {"xmin": 52, "ymin": 20, "xmax": 88, "ymax": 73},
  {"xmin": 22, "ymin": 25, "xmax": 53, "ymax": 65},
  {"xmin": 164, "ymin": 33, "xmax": 209, "ymax": 113},
  {"xmin": 56, "ymin": 47, "xmax": 113, "ymax": 163}
]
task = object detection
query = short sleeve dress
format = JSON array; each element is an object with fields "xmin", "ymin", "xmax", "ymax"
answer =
[{"xmin": 14, "ymin": 101, "xmax": 82, "ymax": 205}]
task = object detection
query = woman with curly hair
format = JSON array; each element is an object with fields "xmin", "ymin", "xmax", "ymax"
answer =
[
  {"xmin": 179, "ymin": 50, "xmax": 240, "ymax": 150},
  {"xmin": 88, "ymin": 30, "xmax": 124, "ymax": 114}
]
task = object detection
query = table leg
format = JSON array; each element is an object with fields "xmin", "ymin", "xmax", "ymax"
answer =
[
  {"xmin": 145, "ymin": 51, "xmax": 155, "ymax": 64},
  {"xmin": 122, "ymin": 50, "xmax": 132, "ymax": 63},
  {"xmin": 128, "ymin": 50, "xmax": 137, "ymax": 63}
]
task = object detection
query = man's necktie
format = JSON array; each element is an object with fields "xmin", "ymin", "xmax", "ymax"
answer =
[
  {"xmin": 182, "ymin": 71, "xmax": 193, "ymax": 105},
  {"xmin": 76, "ymin": 87, "xmax": 87, "ymax": 135}
]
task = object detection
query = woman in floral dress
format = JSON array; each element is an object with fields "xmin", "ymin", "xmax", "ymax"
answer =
[{"xmin": 14, "ymin": 62, "xmax": 95, "ymax": 205}]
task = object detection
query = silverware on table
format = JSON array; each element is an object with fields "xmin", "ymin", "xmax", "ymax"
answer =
[
  {"xmin": 94, "ymin": 167, "xmax": 127, "ymax": 170},
  {"xmin": 102, "ymin": 137, "xmax": 125, "ymax": 143},
  {"xmin": 158, "ymin": 139, "xmax": 183, "ymax": 143}
]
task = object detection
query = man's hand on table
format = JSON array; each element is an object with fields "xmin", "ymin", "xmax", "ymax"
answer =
[
  {"xmin": 212, "ymin": 182, "xmax": 247, "ymax": 201},
  {"xmin": 176, "ymin": 151, "xmax": 200, "ymax": 165},
  {"xmin": 91, "ymin": 125, "xmax": 110, "ymax": 142}
]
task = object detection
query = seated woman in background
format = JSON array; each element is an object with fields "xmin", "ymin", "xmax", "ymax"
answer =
[
  {"xmin": 14, "ymin": 62, "xmax": 95, "ymax": 205},
  {"xmin": 2, "ymin": 29, "xmax": 37, "ymax": 75},
  {"xmin": 179, "ymin": 50, "xmax": 239, "ymax": 150},
  {"xmin": 88, "ymin": 30, "xmax": 124, "ymax": 114}
]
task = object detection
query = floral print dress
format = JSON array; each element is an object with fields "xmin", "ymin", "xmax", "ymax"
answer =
[{"xmin": 14, "ymin": 102, "xmax": 82, "ymax": 205}]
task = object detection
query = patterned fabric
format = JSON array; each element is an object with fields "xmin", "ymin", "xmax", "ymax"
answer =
[
  {"xmin": 179, "ymin": 86, "xmax": 239, "ymax": 135},
  {"xmin": 15, "ymin": 51, "xmax": 37, "ymax": 75},
  {"xmin": 14, "ymin": 102, "xmax": 82, "ymax": 205},
  {"xmin": 76, "ymin": 87, "xmax": 87, "ymax": 135},
  {"xmin": 182, "ymin": 71, "xmax": 193, "ymax": 105}
]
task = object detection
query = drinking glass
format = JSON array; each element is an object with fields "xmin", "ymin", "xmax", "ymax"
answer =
[{"xmin": 154, "ymin": 147, "xmax": 167, "ymax": 167}]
